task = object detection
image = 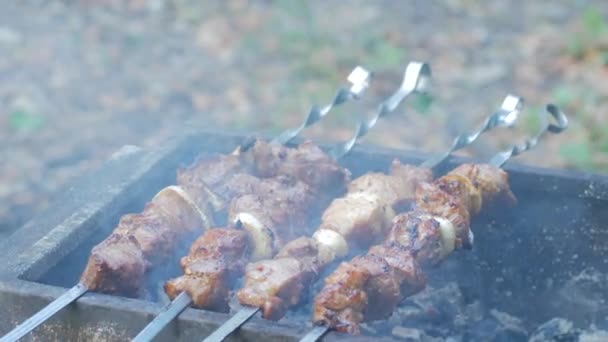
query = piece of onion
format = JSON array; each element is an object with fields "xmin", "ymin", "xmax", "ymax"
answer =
[{"xmin": 233, "ymin": 212, "xmax": 274, "ymax": 260}]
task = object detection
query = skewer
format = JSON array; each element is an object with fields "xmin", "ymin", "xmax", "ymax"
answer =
[
  {"xmin": 199, "ymin": 94, "xmax": 523, "ymax": 342},
  {"xmin": 0, "ymin": 66, "xmax": 373, "ymax": 342},
  {"xmin": 419, "ymin": 94, "xmax": 522, "ymax": 169},
  {"xmin": 329, "ymin": 61, "xmax": 431, "ymax": 159},
  {"xmin": 273, "ymin": 66, "xmax": 372, "ymax": 145},
  {"xmin": 298, "ymin": 103, "xmax": 568, "ymax": 342},
  {"xmin": 132, "ymin": 62, "xmax": 431, "ymax": 342}
]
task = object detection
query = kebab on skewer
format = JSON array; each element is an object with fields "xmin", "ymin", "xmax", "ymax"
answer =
[
  {"xmin": 311, "ymin": 163, "xmax": 516, "ymax": 334},
  {"xmin": 163, "ymin": 143, "xmax": 351, "ymax": 313},
  {"xmin": 197, "ymin": 96, "xmax": 522, "ymax": 342},
  {"xmin": 303, "ymin": 104, "xmax": 568, "ymax": 339},
  {"xmin": 133, "ymin": 62, "xmax": 432, "ymax": 342},
  {"xmin": 0, "ymin": 65, "xmax": 373, "ymax": 342},
  {"xmin": 162, "ymin": 159, "xmax": 426, "ymax": 314},
  {"xmin": 81, "ymin": 139, "xmax": 349, "ymax": 298}
]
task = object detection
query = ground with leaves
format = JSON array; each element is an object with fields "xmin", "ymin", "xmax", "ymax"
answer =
[{"xmin": 1, "ymin": 0, "xmax": 607, "ymax": 234}]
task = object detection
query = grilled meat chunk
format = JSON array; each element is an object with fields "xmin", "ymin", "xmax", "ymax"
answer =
[
  {"xmin": 450, "ymin": 163, "xmax": 516, "ymax": 206},
  {"xmin": 165, "ymin": 228, "xmax": 248, "ymax": 312},
  {"xmin": 386, "ymin": 212, "xmax": 451, "ymax": 266},
  {"xmin": 319, "ymin": 192, "xmax": 394, "ymax": 250},
  {"xmin": 312, "ymin": 250, "xmax": 425, "ymax": 334},
  {"xmin": 177, "ymin": 153, "xmax": 249, "ymax": 212},
  {"xmin": 251, "ymin": 140, "xmax": 351, "ymax": 195},
  {"xmin": 347, "ymin": 160, "xmax": 433, "ymax": 211},
  {"xmin": 389, "ymin": 159, "xmax": 434, "ymax": 185},
  {"xmin": 237, "ymin": 237, "xmax": 323, "ymax": 320},
  {"xmin": 236, "ymin": 164, "xmax": 432, "ymax": 321},
  {"xmin": 415, "ymin": 181, "xmax": 472, "ymax": 249},
  {"xmin": 228, "ymin": 177, "xmax": 314, "ymax": 260},
  {"xmin": 347, "ymin": 173, "xmax": 414, "ymax": 210},
  {"xmin": 81, "ymin": 186, "xmax": 209, "ymax": 296},
  {"xmin": 237, "ymin": 257, "xmax": 316, "ymax": 320},
  {"xmin": 312, "ymin": 260, "xmax": 371, "ymax": 335},
  {"xmin": 312, "ymin": 163, "xmax": 517, "ymax": 335},
  {"xmin": 80, "ymin": 234, "xmax": 147, "ymax": 296}
]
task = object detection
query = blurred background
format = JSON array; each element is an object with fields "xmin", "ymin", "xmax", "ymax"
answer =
[{"xmin": 1, "ymin": 0, "xmax": 607, "ymax": 235}]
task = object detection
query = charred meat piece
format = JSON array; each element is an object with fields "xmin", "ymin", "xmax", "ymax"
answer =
[
  {"xmin": 449, "ymin": 163, "xmax": 517, "ymax": 206},
  {"xmin": 312, "ymin": 260, "xmax": 371, "ymax": 335},
  {"xmin": 386, "ymin": 211, "xmax": 451, "ymax": 266},
  {"xmin": 275, "ymin": 236, "xmax": 322, "ymax": 273},
  {"xmin": 415, "ymin": 181, "xmax": 472, "ymax": 249},
  {"xmin": 389, "ymin": 159, "xmax": 434, "ymax": 185},
  {"xmin": 312, "ymin": 164, "xmax": 517, "ymax": 335},
  {"xmin": 237, "ymin": 257, "xmax": 316, "ymax": 320},
  {"xmin": 251, "ymin": 140, "xmax": 351, "ymax": 195},
  {"xmin": 347, "ymin": 173, "xmax": 415, "ymax": 210},
  {"xmin": 347, "ymin": 160, "xmax": 433, "ymax": 211},
  {"xmin": 238, "ymin": 237, "xmax": 323, "ymax": 320},
  {"xmin": 313, "ymin": 250, "xmax": 425, "ymax": 334},
  {"xmin": 81, "ymin": 186, "xmax": 209, "ymax": 296},
  {"xmin": 319, "ymin": 192, "xmax": 394, "ymax": 250},
  {"xmin": 177, "ymin": 153, "xmax": 249, "ymax": 212},
  {"xmin": 80, "ymin": 233, "xmax": 147, "ymax": 297},
  {"xmin": 228, "ymin": 177, "xmax": 314, "ymax": 260},
  {"xmin": 165, "ymin": 228, "xmax": 248, "ymax": 312},
  {"xmin": 237, "ymin": 164, "xmax": 432, "ymax": 322}
]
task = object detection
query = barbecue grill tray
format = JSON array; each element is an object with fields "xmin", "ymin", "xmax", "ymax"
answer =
[{"xmin": 1, "ymin": 129, "xmax": 607, "ymax": 341}]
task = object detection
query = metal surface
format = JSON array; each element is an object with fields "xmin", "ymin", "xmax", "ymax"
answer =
[
  {"xmin": 201, "ymin": 307, "xmax": 260, "ymax": 342},
  {"xmin": 0, "ymin": 131, "xmax": 604, "ymax": 341},
  {"xmin": 132, "ymin": 292, "xmax": 193, "ymax": 342},
  {"xmin": 272, "ymin": 66, "xmax": 372, "ymax": 145},
  {"xmin": 300, "ymin": 326, "xmax": 330, "ymax": 342},
  {"xmin": 490, "ymin": 103, "xmax": 569, "ymax": 167},
  {"xmin": 420, "ymin": 94, "xmax": 523, "ymax": 168},
  {"xmin": 329, "ymin": 61, "xmax": 431, "ymax": 159},
  {"xmin": 0, "ymin": 283, "xmax": 87, "ymax": 342}
]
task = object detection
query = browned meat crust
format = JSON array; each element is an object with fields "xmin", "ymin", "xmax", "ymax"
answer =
[
  {"xmin": 164, "ymin": 228, "xmax": 249, "ymax": 312},
  {"xmin": 81, "ymin": 186, "xmax": 208, "ymax": 296},
  {"xmin": 236, "ymin": 162, "xmax": 431, "ymax": 320},
  {"xmin": 312, "ymin": 164, "xmax": 517, "ymax": 334}
]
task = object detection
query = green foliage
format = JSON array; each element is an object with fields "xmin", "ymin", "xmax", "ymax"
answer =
[
  {"xmin": 567, "ymin": 6, "xmax": 608, "ymax": 60},
  {"xmin": 582, "ymin": 7, "xmax": 607, "ymax": 37},
  {"xmin": 410, "ymin": 93, "xmax": 434, "ymax": 115},
  {"xmin": 559, "ymin": 142, "xmax": 594, "ymax": 170},
  {"xmin": 8, "ymin": 110, "xmax": 45, "ymax": 132},
  {"xmin": 365, "ymin": 39, "xmax": 406, "ymax": 70}
]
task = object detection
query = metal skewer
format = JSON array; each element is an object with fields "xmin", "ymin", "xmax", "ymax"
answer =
[
  {"xmin": 420, "ymin": 94, "xmax": 523, "ymax": 169},
  {"xmin": 329, "ymin": 61, "xmax": 431, "ymax": 159},
  {"xmin": 201, "ymin": 62, "xmax": 431, "ymax": 342},
  {"xmin": 273, "ymin": 66, "xmax": 372, "ymax": 145},
  {"xmin": 0, "ymin": 67, "xmax": 373, "ymax": 342},
  {"xmin": 201, "ymin": 100, "xmax": 523, "ymax": 342},
  {"xmin": 299, "ymin": 103, "xmax": 569, "ymax": 342}
]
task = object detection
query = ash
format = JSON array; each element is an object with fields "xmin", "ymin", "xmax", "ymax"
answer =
[{"xmin": 361, "ymin": 270, "xmax": 608, "ymax": 342}]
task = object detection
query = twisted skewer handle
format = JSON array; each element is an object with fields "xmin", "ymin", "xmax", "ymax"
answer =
[
  {"xmin": 490, "ymin": 104, "xmax": 569, "ymax": 167},
  {"xmin": 272, "ymin": 66, "xmax": 372, "ymax": 145},
  {"xmin": 329, "ymin": 61, "xmax": 431, "ymax": 159},
  {"xmin": 420, "ymin": 94, "xmax": 523, "ymax": 169}
]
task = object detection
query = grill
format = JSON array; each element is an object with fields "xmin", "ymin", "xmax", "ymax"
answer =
[{"xmin": 1, "ymin": 129, "xmax": 607, "ymax": 341}]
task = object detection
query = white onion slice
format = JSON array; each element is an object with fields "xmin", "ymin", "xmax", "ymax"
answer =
[{"xmin": 233, "ymin": 212, "xmax": 274, "ymax": 260}]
